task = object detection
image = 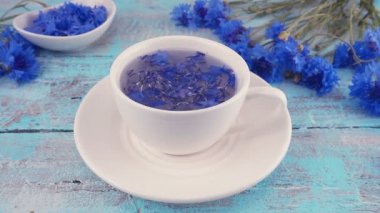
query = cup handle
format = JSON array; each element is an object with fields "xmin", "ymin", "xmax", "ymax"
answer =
[{"xmin": 246, "ymin": 87, "xmax": 287, "ymax": 107}]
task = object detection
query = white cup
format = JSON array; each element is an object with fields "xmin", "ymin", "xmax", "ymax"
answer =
[{"xmin": 110, "ymin": 36, "xmax": 286, "ymax": 155}]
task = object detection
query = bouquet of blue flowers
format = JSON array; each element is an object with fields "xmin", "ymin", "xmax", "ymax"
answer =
[{"xmin": 171, "ymin": 0, "xmax": 380, "ymax": 115}]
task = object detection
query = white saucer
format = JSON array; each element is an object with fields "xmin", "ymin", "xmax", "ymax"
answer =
[{"xmin": 74, "ymin": 73, "xmax": 292, "ymax": 204}]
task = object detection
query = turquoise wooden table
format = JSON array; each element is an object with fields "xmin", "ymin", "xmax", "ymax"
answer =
[{"xmin": 0, "ymin": 0, "xmax": 379, "ymax": 212}]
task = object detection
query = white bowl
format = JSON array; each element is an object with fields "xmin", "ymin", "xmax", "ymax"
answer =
[{"xmin": 12, "ymin": 0, "xmax": 116, "ymax": 51}]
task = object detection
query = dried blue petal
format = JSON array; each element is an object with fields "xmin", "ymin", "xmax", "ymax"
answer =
[
  {"xmin": 200, "ymin": 72, "xmax": 217, "ymax": 83},
  {"xmin": 122, "ymin": 50, "xmax": 236, "ymax": 111},
  {"xmin": 186, "ymin": 51, "xmax": 206, "ymax": 65},
  {"xmin": 349, "ymin": 28, "xmax": 380, "ymax": 62},
  {"xmin": 181, "ymin": 51, "xmax": 206, "ymax": 75},
  {"xmin": 205, "ymin": 88, "xmax": 219, "ymax": 96},
  {"xmin": 199, "ymin": 99, "xmax": 218, "ymax": 108},
  {"xmin": 150, "ymin": 99, "xmax": 167, "ymax": 108},
  {"xmin": 25, "ymin": 2, "xmax": 107, "ymax": 36},
  {"xmin": 160, "ymin": 67, "xmax": 177, "ymax": 81},
  {"xmin": 128, "ymin": 91, "xmax": 145, "ymax": 102},
  {"xmin": 228, "ymin": 73, "xmax": 236, "ymax": 88},
  {"xmin": 141, "ymin": 51, "xmax": 170, "ymax": 66}
]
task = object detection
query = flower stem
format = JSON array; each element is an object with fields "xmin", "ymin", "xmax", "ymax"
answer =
[{"xmin": 0, "ymin": 0, "xmax": 48, "ymax": 24}]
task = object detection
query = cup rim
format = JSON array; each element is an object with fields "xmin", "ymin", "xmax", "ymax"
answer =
[{"xmin": 110, "ymin": 35, "xmax": 251, "ymax": 115}]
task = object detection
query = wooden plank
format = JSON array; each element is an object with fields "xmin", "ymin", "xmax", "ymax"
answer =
[
  {"xmin": 275, "ymin": 70, "xmax": 380, "ymax": 128},
  {"xmin": 0, "ymin": 129, "xmax": 379, "ymax": 212}
]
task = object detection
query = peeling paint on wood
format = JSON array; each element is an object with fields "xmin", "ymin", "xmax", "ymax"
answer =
[{"xmin": 0, "ymin": 130, "xmax": 379, "ymax": 212}]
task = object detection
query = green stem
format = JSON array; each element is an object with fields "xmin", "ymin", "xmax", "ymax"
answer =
[
  {"xmin": 287, "ymin": 1, "xmax": 333, "ymax": 33},
  {"xmin": 349, "ymin": 0, "xmax": 355, "ymax": 44},
  {"xmin": 0, "ymin": 0, "xmax": 48, "ymax": 23},
  {"xmin": 0, "ymin": 14, "xmax": 22, "ymax": 24},
  {"xmin": 311, "ymin": 32, "xmax": 374, "ymax": 64}
]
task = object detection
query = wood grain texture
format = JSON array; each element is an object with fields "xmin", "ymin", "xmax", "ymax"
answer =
[
  {"xmin": 0, "ymin": 129, "xmax": 379, "ymax": 212},
  {"xmin": 0, "ymin": 0, "xmax": 379, "ymax": 212}
]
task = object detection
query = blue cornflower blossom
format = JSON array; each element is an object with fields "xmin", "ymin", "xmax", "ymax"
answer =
[
  {"xmin": 213, "ymin": 17, "xmax": 252, "ymax": 70},
  {"xmin": 350, "ymin": 62, "xmax": 380, "ymax": 115},
  {"xmin": 228, "ymin": 41, "xmax": 252, "ymax": 66},
  {"xmin": 333, "ymin": 28, "xmax": 380, "ymax": 68},
  {"xmin": 250, "ymin": 44, "xmax": 277, "ymax": 83},
  {"xmin": 171, "ymin": 0, "xmax": 229, "ymax": 29},
  {"xmin": 216, "ymin": 20, "xmax": 250, "ymax": 45},
  {"xmin": 193, "ymin": 0, "xmax": 208, "ymax": 27},
  {"xmin": 186, "ymin": 51, "xmax": 206, "ymax": 66},
  {"xmin": 272, "ymin": 37, "xmax": 308, "ymax": 76},
  {"xmin": 354, "ymin": 28, "xmax": 380, "ymax": 60},
  {"xmin": 299, "ymin": 56, "xmax": 339, "ymax": 96},
  {"xmin": 204, "ymin": 0, "xmax": 229, "ymax": 29},
  {"xmin": 6, "ymin": 41, "xmax": 39, "ymax": 83},
  {"xmin": 171, "ymin": 3, "xmax": 194, "ymax": 27},
  {"xmin": 0, "ymin": 27, "xmax": 39, "ymax": 84},
  {"xmin": 170, "ymin": 1, "xmax": 338, "ymax": 95},
  {"xmin": 25, "ymin": 2, "xmax": 107, "ymax": 36},
  {"xmin": 1, "ymin": 27, "xmax": 32, "ymax": 49},
  {"xmin": 265, "ymin": 22, "xmax": 286, "ymax": 41},
  {"xmin": 333, "ymin": 43, "xmax": 354, "ymax": 68},
  {"xmin": 0, "ymin": 44, "xmax": 12, "ymax": 77}
]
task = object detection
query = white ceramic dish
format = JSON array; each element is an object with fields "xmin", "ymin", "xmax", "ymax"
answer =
[
  {"xmin": 74, "ymin": 74, "xmax": 292, "ymax": 204},
  {"xmin": 12, "ymin": 0, "xmax": 116, "ymax": 51}
]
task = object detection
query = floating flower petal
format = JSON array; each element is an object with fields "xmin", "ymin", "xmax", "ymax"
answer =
[{"xmin": 122, "ymin": 51, "xmax": 236, "ymax": 111}]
